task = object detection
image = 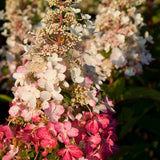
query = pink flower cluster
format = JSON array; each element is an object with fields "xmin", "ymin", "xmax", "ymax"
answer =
[
  {"xmin": 73, "ymin": 112, "xmax": 119, "ymax": 159},
  {"xmin": 0, "ymin": 111, "xmax": 118, "ymax": 159}
]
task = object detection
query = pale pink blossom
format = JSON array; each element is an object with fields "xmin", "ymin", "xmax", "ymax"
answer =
[
  {"xmin": 9, "ymin": 105, "xmax": 20, "ymax": 117},
  {"xmin": 15, "ymin": 85, "xmax": 40, "ymax": 108},
  {"xmin": 21, "ymin": 108, "xmax": 41, "ymax": 122},
  {"xmin": 2, "ymin": 145, "xmax": 18, "ymax": 160},
  {"xmin": 44, "ymin": 101, "xmax": 64, "ymax": 123},
  {"xmin": 13, "ymin": 66, "xmax": 27, "ymax": 86},
  {"xmin": 110, "ymin": 48, "xmax": 127, "ymax": 68},
  {"xmin": 54, "ymin": 121, "xmax": 79, "ymax": 145}
]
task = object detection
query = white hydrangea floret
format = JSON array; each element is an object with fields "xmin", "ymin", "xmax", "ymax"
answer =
[
  {"xmin": 113, "ymin": 10, "xmax": 121, "ymax": 18},
  {"xmin": 47, "ymin": 53, "xmax": 62, "ymax": 65},
  {"xmin": 71, "ymin": 67, "xmax": 84, "ymax": 83},
  {"xmin": 44, "ymin": 69, "xmax": 57, "ymax": 81},
  {"xmin": 40, "ymin": 91, "xmax": 51, "ymax": 101},
  {"xmin": 110, "ymin": 48, "xmax": 127, "ymax": 68},
  {"xmin": 117, "ymin": 34, "xmax": 125, "ymax": 43},
  {"xmin": 51, "ymin": 87, "xmax": 63, "ymax": 101},
  {"xmin": 9, "ymin": 105, "xmax": 20, "ymax": 117},
  {"xmin": 125, "ymin": 67, "xmax": 135, "ymax": 76},
  {"xmin": 0, "ymin": 10, "xmax": 5, "ymax": 20},
  {"xmin": 134, "ymin": 13, "xmax": 143, "ymax": 25},
  {"xmin": 71, "ymin": 8, "xmax": 81, "ymax": 13},
  {"xmin": 104, "ymin": 43, "xmax": 111, "ymax": 53},
  {"xmin": 145, "ymin": 31, "xmax": 154, "ymax": 44},
  {"xmin": 16, "ymin": 86, "xmax": 40, "ymax": 108},
  {"xmin": 121, "ymin": 16, "xmax": 129, "ymax": 24},
  {"xmin": 69, "ymin": 25, "xmax": 83, "ymax": 36}
]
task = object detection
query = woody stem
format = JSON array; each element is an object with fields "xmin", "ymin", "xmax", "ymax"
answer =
[
  {"xmin": 57, "ymin": 0, "xmax": 63, "ymax": 45},
  {"xmin": 45, "ymin": 35, "xmax": 59, "ymax": 44}
]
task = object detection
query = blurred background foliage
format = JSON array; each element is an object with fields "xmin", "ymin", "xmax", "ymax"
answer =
[
  {"xmin": 0, "ymin": 0, "xmax": 160, "ymax": 159},
  {"xmin": 0, "ymin": 0, "xmax": 10, "ymax": 124}
]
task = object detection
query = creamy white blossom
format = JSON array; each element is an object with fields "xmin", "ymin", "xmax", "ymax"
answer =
[
  {"xmin": 84, "ymin": 0, "xmax": 153, "ymax": 78},
  {"xmin": 71, "ymin": 67, "xmax": 84, "ymax": 83},
  {"xmin": 110, "ymin": 48, "xmax": 127, "ymax": 68}
]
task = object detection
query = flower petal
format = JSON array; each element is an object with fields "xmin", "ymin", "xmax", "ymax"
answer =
[
  {"xmin": 62, "ymin": 151, "xmax": 72, "ymax": 160},
  {"xmin": 67, "ymin": 128, "xmax": 79, "ymax": 137}
]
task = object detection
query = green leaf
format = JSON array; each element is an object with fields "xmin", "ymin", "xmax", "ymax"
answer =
[
  {"xmin": 152, "ymin": 12, "xmax": 160, "ymax": 23},
  {"xmin": 62, "ymin": 92, "xmax": 71, "ymax": 103},
  {"xmin": 33, "ymin": 14, "xmax": 41, "ymax": 24},
  {"xmin": 104, "ymin": 77, "xmax": 125, "ymax": 101},
  {"xmin": 28, "ymin": 150, "xmax": 35, "ymax": 158},
  {"xmin": 122, "ymin": 87, "xmax": 160, "ymax": 101},
  {"xmin": 119, "ymin": 100, "xmax": 153, "ymax": 139},
  {"xmin": 18, "ymin": 150, "xmax": 30, "ymax": 160},
  {"xmin": 46, "ymin": 144, "xmax": 60, "ymax": 160},
  {"xmin": 0, "ymin": 94, "xmax": 12, "ymax": 102},
  {"xmin": 101, "ymin": 50, "xmax": 111, "ymax": 58},
  {"xmin": 152, "ymin": 141, "xmax": 159, "ymax": 149},
  {"xmin": 119, "ymin": 107, "xmax": 134, "ymax": 122},
  {"xmin": 2, "ymin": 66, "xmax": 9, "ymax": 75}
]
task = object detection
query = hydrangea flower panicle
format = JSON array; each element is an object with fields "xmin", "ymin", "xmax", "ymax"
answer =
[
  {"xmin": 0, "ymin": 0, "xmax": 118, "ymax": 159},
  {"xmin": 84, "ymin": 0, "xmax": 154, "ymax": 78}
]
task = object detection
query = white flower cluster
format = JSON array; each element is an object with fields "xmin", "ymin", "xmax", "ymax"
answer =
[
  {"xmin": 8, "ymin": 0, "xmax": 113, "ymax": 124},
  {"xmin": 0, "ymin": 0, "xmax": 47, "ymax": 84},
  {"xmin": 84, "ymin": 0, "xmax": 154, "ymax": 77},
  {"xmin": 10, "ymin": 53, "xmax": 66, "ymax": 121}
]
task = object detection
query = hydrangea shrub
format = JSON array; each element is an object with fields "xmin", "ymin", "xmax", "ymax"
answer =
[{"xmin": 0, "ymin": 0, "xmax": 118, "ymax": 159}]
